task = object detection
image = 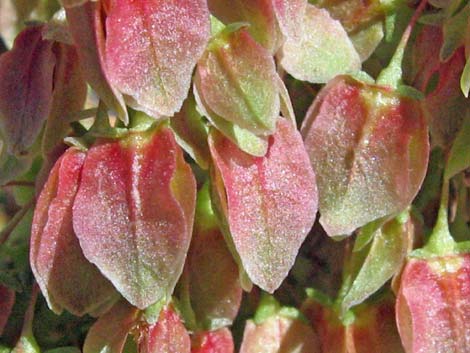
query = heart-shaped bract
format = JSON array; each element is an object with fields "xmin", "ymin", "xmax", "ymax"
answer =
[
  {"xmin": 302, "ymin": 75, "xmax": 429, "ymax": 237},
  {"xmin": 30, "ymin": 148, "xmax": 118, "ymax": 316},
  {"xmin": 209, "ymin": 118, "xmax": 317, "ymax": 292},
  {"xmin": 73, "ymin": 127, "xmax": 196, "ymax": 309}
]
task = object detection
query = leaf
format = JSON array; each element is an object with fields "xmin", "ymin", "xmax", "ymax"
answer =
[
  {"xmin": 186, "ymin": 184, "xmax": 242, "ymax": 330},
  {"xmin": 73, "ymin": 127, "xmax": 196, "ymax": 309},
  {"xmin": 440, "ymin": 4, "xmax": 470, "ymax": 61},
  {"xmin": 239, "ymin": 315, "xmax": 320, "ymax": 353},
  {"xmin": 396, "ymin": 254, "xmax": 470, "ymax": 353},
  {"xmin": 445, "ymin": 114, "xmax": 470, "ymax": 180},
  {"xmin": 0, "ymin": 24, "xmax": 55, "ymax": 156},
  {"xmin": 84, "ymin": 300, "xmax": 139, "ymax": 353},
  {"xmin": 65, "ymin": 2, "xmax": 128, "ymax": 123},
  {"xmin": 30, "ymin": 148, "xmax": 119, "ymax": 316},
  {"xmin": 280, "ymin": 5, "xmax": 361, "ymax": 84},
  {"xmin": 170, "ymin": 92, "xmax": 210, "ymax": 170},
  {"xmin": 139, "ymin": 306, "xmax": 190, "ymax": 353},
  {"xmin": 209, "ymin": 119, "xmax": 317, "ymax": 292},
  {"xmin": 195, "ymin": 26, "xmax": 279, "ymax": 136},
  {"xmin": 302, "ymin": 75, "xmax": 429, "ymax": 237},
  {"xmin": 191, "ymin": 328, "xmax": 234, "ymax": 353},
  {"xmin": 0, "ymin": 150, "xmax": 33, "ymax": 186},
  {"xmin": 340, "ymin": 215, "xmax": 411, "ymax": 314},
  {"xmin": 0, "ymin": 285, "xmax": 15, "ymax": 335},
  {"xmin": 104, "ymin": 0, "xmax": 210, "ymax": 118},
  {"xmin": 42, "ymin": 42, "xmax": 87, "ymax": 158},
  {"xmin": 194, "ymin": 85, "xmax": 269, "ymax": 157}
]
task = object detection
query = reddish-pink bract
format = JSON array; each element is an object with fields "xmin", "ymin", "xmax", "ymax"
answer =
[
  {"xmin": 302, "ymin": 75, "xmax": 429, "ymax": 237},
  {"xmin": 105, "ymin": 0, "xmax": 210, "ymax": 118},
  {"xmin": 0, "ymin": 285, "xmax": 14, "ymax": 335},
  {"xmin": 0, "ymin": 24, "xmax": 55, "ymax": 155},
  {"xmin": 396, "ymin": 255, "xmax": 470, "ymax": 353},
  {"xmin": 195, "ymin": 27, "xmax": 279, "ymax": 136},
  {"xmin": 73, "ymin": 127, "xmax": 196, "ymax": 309},
  {"xmin": 191, "ymin": 328, "xmax": 234, "ymax": 353},
  {"xmin": 65, "ymin": 2, "xmax": 128, "ymax": 123},
  {"xmin": 240, "ymin": 315, "xmax": 320, "ymax": 353},
  {"xmin": 30, "ymin": 148, "xmax": 117, "ymax": 316},
  {"xmin": 209, "ymin": 118, "xmax": 317, "ymax": 292},
  {"xmin": 139, "ymin": 306, "xmax": 191, "ymax": 353}
]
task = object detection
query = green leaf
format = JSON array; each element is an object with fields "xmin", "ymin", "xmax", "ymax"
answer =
[
  {"xmin": 440, "ymin": 4, "xmax": 470, "ymax": 61},
  {"xmin": 445, "ymin": 113, "xmax": 470, "ymax": 180},
  {"xmin": 340, "ymin": 214, "xmax": 410, "ymax": 315}
]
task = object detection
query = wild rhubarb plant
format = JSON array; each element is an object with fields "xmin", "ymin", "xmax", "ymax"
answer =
[{"xmin": 0, "ymin": 0, "xmax": 469, "ymax": 352}]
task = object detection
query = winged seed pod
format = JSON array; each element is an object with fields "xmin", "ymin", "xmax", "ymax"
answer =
[
  {"xmin": 209, "ymin": 118, "xmax": 317, "ymax": 292},
  {"xmin": 73, "ymin": 126, "xmax": 196, "ymax": 309},
  {"xmin": 30, "ymin": 148, "xmax": 118, "ymax": 316},
  {"xmin": 302, "ymin": 75, "xmax": 429, "ymax": 237}
]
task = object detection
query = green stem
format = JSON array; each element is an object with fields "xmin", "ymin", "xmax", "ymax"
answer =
[
  {"xmin": 422, "ymin": 179, "xmax": 457, "ymax": 256},
  {"xmin": 0, "ymin": 200, "xmax": 34, "ymax": 246},
  {"xmin": 376, "ymin": 0, "xmax": 428, "ymax": 88}
]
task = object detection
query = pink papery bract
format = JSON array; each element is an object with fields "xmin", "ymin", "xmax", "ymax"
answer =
[
  {"xmin": 191, "ymin": 328, "xmax": 234, "ymax": 353},
  {"xmin": 302, "ymin": 75, "xmax": 429, "ymax": 237},
  {"xmin": 396, "ymin": 255, "xmax": 470, "ymax": 353},
  {"xmin": 209, "ymin": 118, "xmax": 317, "ymax": 292},
  {"xmin": 30, "ymin": 148, "xmax": 118, "ymax": 316},
  {"xmin": 0, "ymin": 24, "xmax": 55, "ymax": 155},
  {"xmin": 73, "ymin": 127, "xmax": 196, "ymax": 309},
  {"xmin": 105, "ymin": 0, "xmax": 210, "ymax": 118},
  {"xmin": 139, "ymin": 306, "xmax": 191, "ymax": 353}
]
